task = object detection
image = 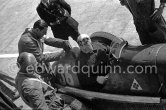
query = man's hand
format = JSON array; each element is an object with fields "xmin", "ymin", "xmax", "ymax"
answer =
[
  {"xmin": 151, "ymin": 3, "xmax": 165, "ymax": 21},
  {"xmin": 43, "ymin": 35, "xmax": 50, "ymax": 40},
  {"xmin": 96, "ymin": 76, "xmax": 108, "ymax": 85},
  {"xmin": 59, "ymin": 50, "xmax": 66, "ymax": 59},
  {"xmin": 63, "ymin": 40, "xmax": 72, "ymax": 53}
]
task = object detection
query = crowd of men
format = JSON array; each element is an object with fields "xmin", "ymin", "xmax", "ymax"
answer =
[{"xmin": 1, "ymin": 0, "xmax": 166, "ymax": 109}]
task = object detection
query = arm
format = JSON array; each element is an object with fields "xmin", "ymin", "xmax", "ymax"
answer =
[
  {"xmin": 19, "ymin": 36, "xmax": 64, "ymax": 63},
  {"xmin": 29, "ymin": 42, "xmax": 64, "ymax": 63},
  {"xmin": 22, "ymin": 81, "xmax": 49, "ymax": 110},
  {"xmin": 38, "ymin": 51, "xmax": 65, "ymax": 63},
  {"xmin": 151, "ymin": 0, "xmax": 166, "ymax": 20},
  {"xmin": 44, "ymin": 37, "xmax": 71, "ymax": 52},
  {"xmin": 58, "ymin": 0, "xmax": 71, "ymax": 15}
]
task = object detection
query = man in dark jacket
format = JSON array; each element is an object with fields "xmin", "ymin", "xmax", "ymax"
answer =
[
  {"xmin": 15, "ymin": 52, "xmax": 88, "ymax": 110},
  {"xmin": 76, "ymin": 34, "xmax": 110, "ymax": 91},
  {"xmin": 36, "ymin": 0, "xmax": 80, "ymax": 41},
  {"xmin": 119, "ymin": 0, "xmax": 166, "ymax": 45}
]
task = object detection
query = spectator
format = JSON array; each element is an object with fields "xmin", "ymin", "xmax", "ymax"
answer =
[
  {"xmin": 36, "ymin": 0, "xmax": 80, "ymax": 41},
  {"xmin": 119, "ymin": 0, "xmax": 166, "ymax": 44}
]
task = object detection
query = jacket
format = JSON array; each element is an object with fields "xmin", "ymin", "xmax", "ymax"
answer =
[
  {"xmin": 39, "ymin": 0, "xmax": 71, "ymax": 25},
  {"xmin": 78, "ymin": 41, "xmax": 110, "ymax": 90},
  {"xmin": 18, "ymin": 28, "xmax": 64, "ymax": 63},
  {"xmin": 15, "ymin": 72, "xmax": 63, "ymax": 110},
  {"xmin": 37, "ymin": 0, "xmax": 79, "ymax": 40}
]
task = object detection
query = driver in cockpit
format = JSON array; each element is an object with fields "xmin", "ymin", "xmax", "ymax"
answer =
[{"xmin": 76, "ymin": 34, "xmax": 110, "ymax": 91}]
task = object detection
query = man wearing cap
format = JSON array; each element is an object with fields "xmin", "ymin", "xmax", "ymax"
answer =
[
  {"xmin": 15, "ymin": 52, "xmax": 88, "ymax": 110},
  {"xmin": 36, "ymin": 0, "xmax": 80, "ymax": 41},
  {"xmin": 119, "ymin": 0, "xmax": 166, "ymax": 44}
]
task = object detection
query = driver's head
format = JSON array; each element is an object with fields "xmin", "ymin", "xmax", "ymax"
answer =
[
  {"xmin": 77, "ymin": 34, "xmax": 93, "ymax": 53},
  {"xmin": 17, "ymin": 52, "xmax": 37, "ymax": 74}
]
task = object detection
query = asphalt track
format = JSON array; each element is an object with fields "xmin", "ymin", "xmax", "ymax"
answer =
[{"xmin": 0, "ymin": 0, "xmax": 166, "ymax": 109}]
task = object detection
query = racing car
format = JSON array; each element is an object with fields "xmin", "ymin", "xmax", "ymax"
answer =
[{"xmin": 51, "ymin": 31, "xmax": 166, "ymax": 110}]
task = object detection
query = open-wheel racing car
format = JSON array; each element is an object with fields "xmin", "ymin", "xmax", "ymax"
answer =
[{"xmin": 51, "ymin": 31, "xmax": 166, "ymax": 110}]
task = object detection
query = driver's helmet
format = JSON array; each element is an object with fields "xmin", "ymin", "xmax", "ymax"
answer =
[{"xmin": 77, "ymin": 34, "xmax": 93, "ymax": 53}]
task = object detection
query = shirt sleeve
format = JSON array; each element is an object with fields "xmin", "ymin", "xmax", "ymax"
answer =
[{"xmin": 22, "ymin": 81, "xmax": 49, "ymax": 110}]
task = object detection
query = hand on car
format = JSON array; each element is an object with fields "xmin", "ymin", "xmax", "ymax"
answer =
[{"xmin": 151, "ymin": 3, "xmax": 165, "ymax": 21}]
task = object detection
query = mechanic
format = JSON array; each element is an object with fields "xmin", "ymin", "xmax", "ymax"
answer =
[
  {"xmin": 15, "ymin": 52, "xmax": 88, "ymax": 110},
  {"xmin": 18, "ymin": 19, "xmax": 71, "ymax": 83},
  {"xmin": 18, "ymin": 19, "xmax": 70, "ymax": 63}
]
